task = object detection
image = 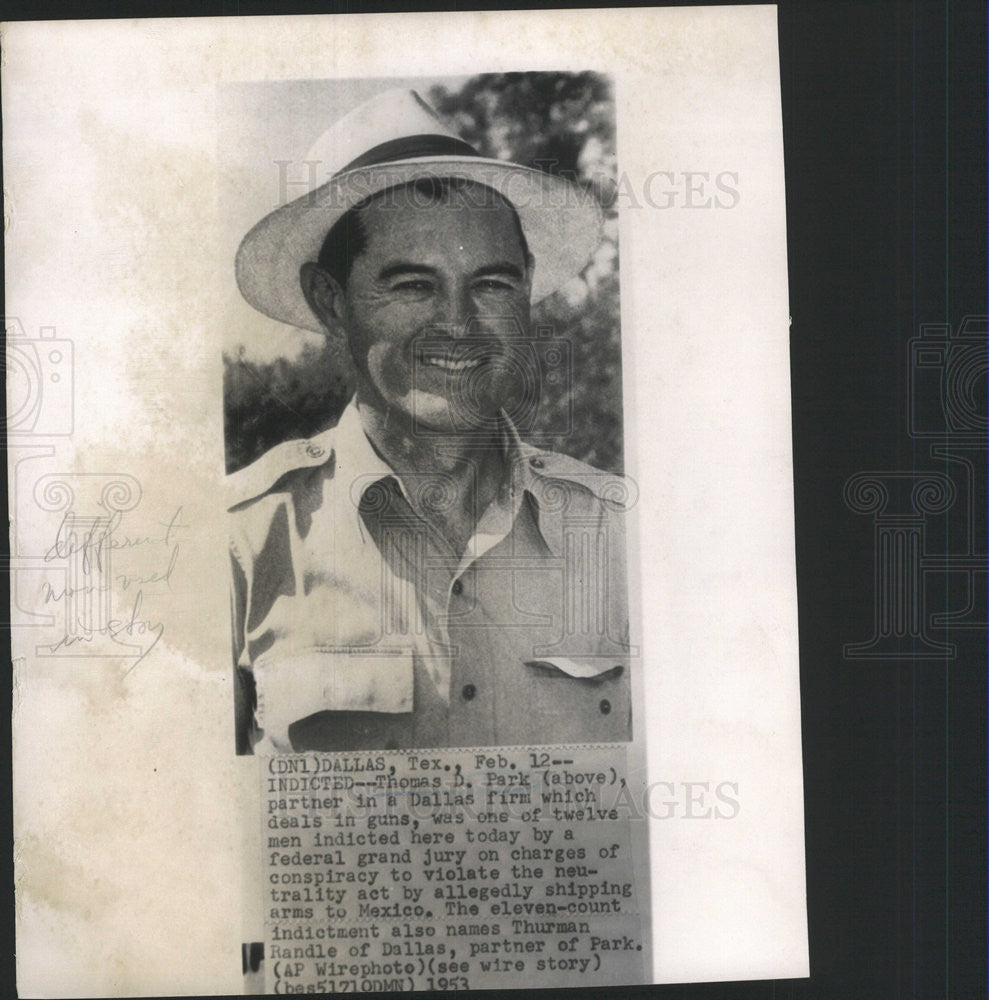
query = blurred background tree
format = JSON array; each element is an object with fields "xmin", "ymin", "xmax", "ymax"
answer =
[{"xmin": 224, "ymin": 71, "xmax": 623, "ymax": 473}]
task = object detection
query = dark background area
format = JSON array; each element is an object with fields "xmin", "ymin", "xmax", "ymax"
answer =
[{"xmin": 2, "ymin": 1, "xmax": 986, "ymax": 999}]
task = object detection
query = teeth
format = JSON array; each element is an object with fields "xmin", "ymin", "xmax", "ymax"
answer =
[{"xmin": 420, "ymin": 355, "xmax": 484, "ymax": 372}]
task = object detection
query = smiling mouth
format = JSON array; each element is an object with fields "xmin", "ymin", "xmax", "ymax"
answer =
[{"xmin": 417, "ymin": 349, "xmax": 490, "ymax": 372}]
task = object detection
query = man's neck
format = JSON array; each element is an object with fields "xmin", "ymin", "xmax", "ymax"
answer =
[{"xmin": 355, "ymin": 397, "xmax": 506, "ymax": 547}]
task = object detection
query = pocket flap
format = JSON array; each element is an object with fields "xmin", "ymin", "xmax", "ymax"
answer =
[
  {"xmin": 524, "ymin": 657, "xmax": 624, "ymax": 682},
  {"xmin": 255, "ymin": 649, "xmax": 414, "ymax": 750}
]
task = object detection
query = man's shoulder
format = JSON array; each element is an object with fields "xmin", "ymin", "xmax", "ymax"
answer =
[
  {"xmin": 227, "ymin": 425, "xmax": 338, "ymax": 513},
  {"xmin": 519, "ymin": 442, "xmax": 634, "ymax": 511}
]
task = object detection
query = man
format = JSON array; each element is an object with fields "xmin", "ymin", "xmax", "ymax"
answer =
[{"xmin": 229, "ymin": 89, "xmax": 632, "ymax": 754}]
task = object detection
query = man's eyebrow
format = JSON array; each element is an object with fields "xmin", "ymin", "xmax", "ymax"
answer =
[
  {"xmin": 377, "ymin": 262, "xmax": 526, "ymax": 281},
  {"xmin": 473, "ymin": 263, "xmax": 525, "ymax": 280},
  {"xmin": 377, "ymin": 263, "xmax": 437, "ymax": 281}
]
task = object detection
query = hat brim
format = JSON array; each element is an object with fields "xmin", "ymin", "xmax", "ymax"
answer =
[{"xmin": 235, "ymin": 156, "xmax": 603, "ymax": 332}]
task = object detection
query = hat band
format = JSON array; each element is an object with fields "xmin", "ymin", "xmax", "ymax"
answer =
[{"xmin": 338, "ymin": 133, "xmax": 481, "ymax": 173}]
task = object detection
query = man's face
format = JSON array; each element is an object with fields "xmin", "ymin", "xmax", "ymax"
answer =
[{"xmin": 332, "ymin": 192, "xmax": 532, "ymax": 432}]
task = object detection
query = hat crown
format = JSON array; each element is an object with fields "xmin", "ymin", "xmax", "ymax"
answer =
[{"xmin": 304, "ymin": 88, "xmax": 468, "ymax": 177}]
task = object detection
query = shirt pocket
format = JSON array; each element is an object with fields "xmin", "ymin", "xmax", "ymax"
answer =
[
  {"xmin": 523, "ymin": 657, "xmax": 630, "ymax": 743},
  {"xmin": 254, "ymin": 648, "xmax": 414, "ymax": 752}
]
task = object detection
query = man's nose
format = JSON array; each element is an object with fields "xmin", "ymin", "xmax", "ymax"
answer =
[{"xmin": 434, "ymin": 284, "xmax": 476, "ymax": 337}]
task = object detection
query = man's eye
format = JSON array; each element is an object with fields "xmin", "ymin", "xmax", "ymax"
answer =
[
  {"xmin": 392, "ymin": 279, "xmax": 432, "ymax": 293},
  {"xmin": 475, "ymin": 279, "xmax": 514, "ymax": 292}
]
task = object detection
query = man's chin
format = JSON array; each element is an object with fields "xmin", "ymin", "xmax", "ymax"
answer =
[{"xmin": 405, "ymin": 390, "xmax": 502, "ymax": 435}]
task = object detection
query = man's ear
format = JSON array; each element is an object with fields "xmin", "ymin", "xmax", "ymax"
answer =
[{"xmin": 300, "ymin": 262, "xmax": 347, "ymax": 340}]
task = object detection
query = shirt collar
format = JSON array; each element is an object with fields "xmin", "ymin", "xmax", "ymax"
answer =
[
  {"xmin": 332, "ymin": 401, "xmax": 397, "ymax": 493},
  {"xmin": 334, "ymin": 399, "xmax": 537, "ymax": 503},
  {"xmin": 330, "ymin": 400, "xmax": 564, "ymax": 558}
]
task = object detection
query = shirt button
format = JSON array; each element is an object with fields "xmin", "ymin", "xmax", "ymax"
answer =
[
  {"xmin": 529, "ymin": 456, "xmax": 545, "ymax": 469},
  {"xmin": 462, "ymin": 683, "xmax": 477, "ymax": 701},
  {"xmin": 599, "ymin": 699, "xmax": 611, "ymax": 715},
  {"xmin": 305, "ymin": 443, "xmax": 324, "ymax": 458},
  {"xmin": 451, "ymin": 580, "xmax": 463, "ymax": 596}
]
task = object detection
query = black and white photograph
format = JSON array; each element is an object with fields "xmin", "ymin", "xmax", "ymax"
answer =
[{"xmin": 224, "ymin": 75, "xmax": 635, "ymax": 754}]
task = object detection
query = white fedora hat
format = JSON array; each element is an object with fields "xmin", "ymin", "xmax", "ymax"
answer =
[{"xmin": 235, "ymin": 88, "xmax": 603, "ymax": 333}]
